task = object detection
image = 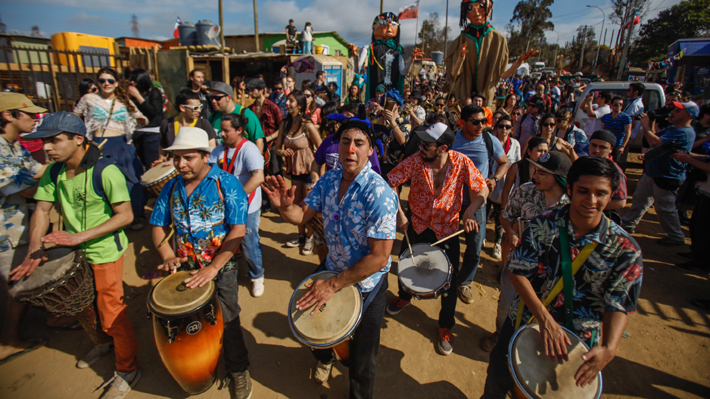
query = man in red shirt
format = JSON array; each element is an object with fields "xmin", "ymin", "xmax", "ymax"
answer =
[
  {"xmin": 247, "ymin": 78, "xmax": 283, "ymax": 178},
  {"xmin": 386, "ymin": 123, "xmax": 489, "ymax": 356}
]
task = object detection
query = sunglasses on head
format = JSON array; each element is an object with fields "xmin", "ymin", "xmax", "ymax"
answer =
[
  {"xmin": 98, "ymin": 78, "xmax": 116, "ymax": 84},
  {"xmin": 467, "ymin": 118, "xmax": 487, "ymax": 126},
  {"xmin": 497, "ymin": 124, "xmax": 513, "ymax": 130},
  {"xmin": 183, "ymin": 104, "xmax": 204, "ymax": 112},
  {"xmin": 541, "ymin": 122, "xmax": 556, "ymax": 127}
]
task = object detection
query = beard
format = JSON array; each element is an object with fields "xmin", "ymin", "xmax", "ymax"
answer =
[{"xmin": 420, "ymin": 151, "xmax": 437, "ymax": 163}]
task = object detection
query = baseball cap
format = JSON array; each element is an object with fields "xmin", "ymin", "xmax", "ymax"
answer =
[
  {"xmin": 375, "ymin": 84, "xmax": 386, "ymax": 94},
  {"xmin": 528, "ymin": 151, "xmax": 571, "ymax": 177},
  {"xmin": 24, "ymin": 111, "xmax": 86, "ymax": 139},
  {"xmin": 590, "ymin": 129, "xmax": 617, "ymax": 147},
  {"xmin": 209, "ymin": 81, "xmax": 234, "ymax": 97},
  {"xmin": 245, "ymin": 78, "xmax": 266, "ymax": 90},
  {"xmin": 672, "ymin": 101, "xmax": 699, "ymax": 118},
  {"xmin": 0, "ymin": 93, "xmax": 47, "ymax": 113},
  {"xmin": 414, "ymin": 123, "xmax": 455, "ymax": 147}
]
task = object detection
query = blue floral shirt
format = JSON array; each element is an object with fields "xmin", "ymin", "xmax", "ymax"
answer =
[
  {"xmin": 150, "ymin": 164, "xmax": 248, "ymax": 273},
  {"xmin": 0, "ymin": 136, "xmax": 42, "ymax": 251},
  {"xmin": 508, "ymin": 205, "xmax": 643, "ymax": 345},
  {"xmin": 304, "ymin": 162, "xmax": 398, "ymax": 292}
]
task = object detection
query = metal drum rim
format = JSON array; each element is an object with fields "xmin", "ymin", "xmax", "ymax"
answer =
[
  {"xmin": 397, "ymin": 243, "xmax": 453, "ymax": 298},
  {"xmin": 147, "ymin": 278, "xmax": 218, "ymax": 319}
]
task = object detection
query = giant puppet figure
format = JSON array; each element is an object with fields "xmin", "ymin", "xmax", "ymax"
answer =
[
  {"xmin": 446, "ymin": 0, "xmax": 537, "ymax": 107},
  {"xmin": 363, "ymin": 12, "xmax": 408, "ymax": 101}
]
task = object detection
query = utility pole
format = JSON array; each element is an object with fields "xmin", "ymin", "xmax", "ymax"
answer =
[
  {"xmin": 586, "ymin": 5, "xmax": 605, "ymax": 74},
  {"xmin": 253, "ymin": 0, "xmax": 260, "ymax": 51},
  {"xmin": 579, "ymin": 29, "xmax": 586, "ymax": 73},
  {"xmin": 380, "ymin": 0, "xmax": 384, "ymax": 14},
  {"xmin": 130, "ymin": 14, "xmax": 140, "ymax": 38},
  {"xmin": 219, "ymin": 0, "xmax": 225, "ymax": 53},
  {"xmin": 552, "ymin": 31, "xmax": 559, "ymax": 70},
  {"xmin": 616, "ymin": 7, "xmax": 637, "ymax": 81},
  {"xmin": 444, "ymin": 0, "xmax": 449, "ymax": 61}
]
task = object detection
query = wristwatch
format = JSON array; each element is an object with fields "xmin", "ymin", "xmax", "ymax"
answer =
[{"xmin": 493, "ymin": 177, "xmax": 499, "ymax": 183}]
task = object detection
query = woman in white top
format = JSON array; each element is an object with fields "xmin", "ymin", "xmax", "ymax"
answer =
[
  {"xmin": 301, "ymin": 22, "xmax": 313, "ymax": 54},
  {"xmin": 73, "ymin": 67, "xmax": 148, "ymax": 229}
]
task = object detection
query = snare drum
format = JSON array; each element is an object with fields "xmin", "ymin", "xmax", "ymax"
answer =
[
  {"xmin": 141, "ymin": 163, "xmax": 178, "ymax": 197},
  {"xmin": 288, "ymin": 271, "xmax": 362, "ymax": 361},
  {"xmin": 147, "ymin": 271, "xmax": 224, "ymax": 395},
  {"xmin": 9, "ymin": 247, "xmax": 95, "ymax": 317},
  {"xmin": 397, "ymin": 243, "xmax": 452, "ymax": 299},
  {"xmin": 508, "ymin": 322, "xmax": 602, "ymax": 399}
]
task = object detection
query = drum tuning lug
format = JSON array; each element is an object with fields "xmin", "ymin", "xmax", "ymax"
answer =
[
  {"xmin": 205, "ymin": 304, "xmax": 217, "ymax": 325},
  {"xmin": 166, "ymin": 320, "xmax": 178, "ymax": 343},
  {"xmin": 442, "ymin": 292, "xmax": 448, "ymax": 297}
]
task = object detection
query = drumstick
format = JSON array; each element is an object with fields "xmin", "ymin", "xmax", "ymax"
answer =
[
  {"xmin": 430, "ymin": 229, "xmax": 464, "ymax": 246},
  {"xmin": 403, "ymin": 230, "xmax": 416, "ymax": 267},
  {"xmin": 96, "ymin": 138, "xmax": 108, "ymax": 150}
]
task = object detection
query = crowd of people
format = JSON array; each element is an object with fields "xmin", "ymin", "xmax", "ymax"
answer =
[{"xmin": 0, "ymin": 59, "xmax": 708, "ymax": 399}]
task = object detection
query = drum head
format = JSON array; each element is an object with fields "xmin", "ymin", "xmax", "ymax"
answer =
[
  {"xmin": 141, "ymin": 163, "xmax": 176, "ymax": 184},
  {"xmin": 510, "ymin": 323, "xmax": 602, "ymax": 399},
  {"xmin": 398, "ymin": 243, "xmax": 451, "ymax": 293},
  {"xmin": 149, "ymin": 271, "xmax": 215, "ymax": 316},
  {"xmin": 9, "ymin": 247, "xmax": 81, "ymax": 295},
  {"xmin": 289, "ymin": 271, "xmax": 362, "ymax": 346}
]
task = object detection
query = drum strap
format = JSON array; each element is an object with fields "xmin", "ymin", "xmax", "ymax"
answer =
[
  {"xmin": 361, "ymin": 275, "xmax": 385, "ymax": 313},
  {"xmin": 514, "ymin": 220, "xmax": 603, "ymax": 330},
  {"xmin": 221, "ymin": 139, "xmax": 256, "ymax": 205}
]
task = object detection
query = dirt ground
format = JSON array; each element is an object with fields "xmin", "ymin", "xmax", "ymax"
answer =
[{"xmin": 1, "ymin": 158, "xmax": 709, "ymax": 399}]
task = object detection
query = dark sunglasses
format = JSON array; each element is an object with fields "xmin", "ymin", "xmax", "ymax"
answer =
[
  {"xmin": 97, "ymin": 78, "xmax": 116, "ymax": 84},
  {"xmin": 512, "ymin": 112, "xmax": 522, "ymax": 116},
  {"xmin": 612, "ymin": 102, "xmax": 623, "ymax": 106},
  {"xmin": 420, "ymin": 141, "xmax": 437, "ymax": 150},
  {"xmin": 497, "ymin": 124, "xmax": 513, "ymax": 130},
  {"xmin": 435, "ymin": 103, "xmax": 446, "ymax": 107},
  {"xmin": 305, "ymin": 94, "xmax": 312, "ymax": 98},
  {"xmin": 211, "ymin": 95, "xmax": 227, "ymax": 101},
  {"xmin": 541, "ymin": 123, "xmax": 556, "ymax": 127},
  {"xmin": 89, "ymin": 87, "xmax": 98, "ymax": 93},
  {"xmin": 274, "ymin": 87, "xmax": 284, "ymax": 91},
  {"xmin": 467, "ymin": 118, "xmax": 487, "ymax": 126}
]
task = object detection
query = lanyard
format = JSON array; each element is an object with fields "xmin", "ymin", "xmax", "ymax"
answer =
[{"xmin": 174, "ymin": 118, "xmax": 198, "ymax": 136}]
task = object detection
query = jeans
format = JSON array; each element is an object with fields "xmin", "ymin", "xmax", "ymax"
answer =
[
  {"xmin": 481, "ymin": 317, "xmax": 518, "ymax": 399},
  {"xmin": 303, "ymin": 41, "xmax": 313, "ymax": 54},
  {"xmin": 216, "ymin": 269, "xmax": 250, "ymax": 373},
  {"xmin": 312, "ymin": 275, "xmax": 388, "ymax": 399},
  {"xmin": 241, "ymin": 210, "xmax": 264, "ymax": 280},
  {"xmin": 133, "ymin": 132, "xmax": 161, "ymax": 170},
  {"xmin": 621, "ymin": 173, "xmax": 685, "ymax": 241},
  {"xmin": 397, "ymin": 226, "xmax": 460, "ymax": 329},
  {"xmin": 486, "ymin": 201, "xmax": 504, "ymax": 245},
  {"xmin": 459, "ymin": 206, "xmax": 486, "ymax": 286},
  {"xmin": 495, "ymin": 266, "xmax": 516, "ymax": 333}
]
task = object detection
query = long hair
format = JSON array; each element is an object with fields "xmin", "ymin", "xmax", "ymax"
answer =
[
  {"xmin": 127, "ymin": 68, "xmax": 153, "ymax": 94},
  {"xmin": 524, "ymin": 136, "xmax": 548, "ymax": 160},
  {"xmin": 537, "ymin": 113, "xmax": 556, "ymax": 136},
  {"xmin": 284, "ymin": 90, "xmax": 307, "ymax": 134},
  {"xmin": 319, "ymin": 101, "xmax": 339, "ymax": 138},
  {"xmin": 97, "ymin": 67, "xmax": 136, "ymax": 113},
  {"xmin": 79, "ymin": 78, "xmax": 96, "ymax": 97},
  {"xmin": 303, "ymin": 86, "xmax": 318, "ymax": 115}
]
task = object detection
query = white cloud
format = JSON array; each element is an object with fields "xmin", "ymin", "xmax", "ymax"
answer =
[{"xmin": 65, "ymin": 11, "xmax": 114, "ymax": 26}]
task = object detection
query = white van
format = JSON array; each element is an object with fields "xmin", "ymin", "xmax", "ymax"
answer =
[{"xmin": 533, "ymin": 62, "xmax": 545, "ymax": 72}]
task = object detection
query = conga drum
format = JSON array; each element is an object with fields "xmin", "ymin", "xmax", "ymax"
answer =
[
  {"xmin": 397, "ymin": 243, "xmax": 452, "ymax": 299},
  {"xmin": 147, "ymin": 271, "xmax": 224, "ymax": 394},
  {"xmin": 288, "ymin": 271, "xmax": 362, "ymax": 361},
  {"xmin": 141, "ymin": 163, "xmax": 178, "ymax": 197},
  {"xmin": 9, "ymin": 246, "xmax": 95, "ymax": 316},
  {"xmin": 508, "ymin": 322, "xmax": 603, "ymax": 399}
]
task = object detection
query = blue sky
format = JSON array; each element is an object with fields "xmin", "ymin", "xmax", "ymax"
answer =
[{"xmin": 1, "ymin": 0, "xmax": 681, "ymax": 52}]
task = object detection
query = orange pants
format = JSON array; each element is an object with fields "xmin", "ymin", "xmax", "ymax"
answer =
[{"xmin": 92, "ymin": 256, "xmax": 139, "ymax": 372}]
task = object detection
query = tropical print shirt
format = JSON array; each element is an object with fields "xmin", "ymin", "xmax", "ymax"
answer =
[
  {"xmin": 508, "ymin": 205, "xmax": 643, "ymax": 345},
  {"xmin": 501, "ymin": 182, "xmax": 570, "ymax": 223},
  {"xmin": 387, "ymin": 151, "xmax": 486, "ymax": 241},
  {"xmin": 150, "ymin": 164, "xmax": 248, "ymax": 275},
  {"xmin": 0, "ymin": 136, "xmax": 42, "ymax": 251},
  {"xmin": 304, "ymin": 162, "xmax": 398, "ymax": 292}
]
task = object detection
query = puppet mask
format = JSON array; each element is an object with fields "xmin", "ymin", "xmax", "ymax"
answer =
[
  {"xmin": 464, "ymin": 0, "xmax": 492, "ymax": 26},
  {"xmin": 373, "ymin": 13, "xmax": 399, "ymax": 40}
]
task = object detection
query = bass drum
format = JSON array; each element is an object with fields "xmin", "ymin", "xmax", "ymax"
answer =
[{"xmin": 147, "ymin": 271, "xmax": 224, "ymax": 395}]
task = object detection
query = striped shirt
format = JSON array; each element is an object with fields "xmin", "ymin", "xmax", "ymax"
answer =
[{"xmin": 601, "ymin": 112, "xmax": 632, "ymax": 146}]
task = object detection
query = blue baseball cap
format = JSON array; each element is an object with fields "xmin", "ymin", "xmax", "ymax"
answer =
[
  {"xmin": 672, "ymin": 101, "xmax": 699, "ymax": 118},
  {"xmin": 24, "ymin": 111, "xmax": 87, "ymax": 139}
]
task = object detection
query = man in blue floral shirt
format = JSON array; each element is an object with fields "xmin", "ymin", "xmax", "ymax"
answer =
[
  {"xmin": 263, "ymin": 117, "xmax": 398, "ymax": 397},
  {"xmin": 149, "ymin": 127, "xmax": 253, "ymax": 399},
  {"xmin": 481, "ymin": 156, "xmax": 643, "ymax": 399}
]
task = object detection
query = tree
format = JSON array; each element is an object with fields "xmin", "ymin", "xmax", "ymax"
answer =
[
  {"xmin": 629, "ymin": 0, "xmax": 710, "ymax": 64},
  {"xmin": 416, "ymin": 13, "xmax": 452, "ymax": 57},
  {"xmin": 507, "ymin": 0, "xmax": 555, "ymax": 57}
]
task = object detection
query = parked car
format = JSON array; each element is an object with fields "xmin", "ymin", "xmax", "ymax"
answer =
[{"xmin": 572, "ymin": 81, "xmax": 665, "ymax": 148}]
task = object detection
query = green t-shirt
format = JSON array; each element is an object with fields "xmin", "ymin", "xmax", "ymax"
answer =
[
  {"xmin": 35, "ymin": 163, "xmax": 130, "ymax": 264},
  {"xmin": 210, "ymin": 104, "xmax": 265, "ymax": 146}
]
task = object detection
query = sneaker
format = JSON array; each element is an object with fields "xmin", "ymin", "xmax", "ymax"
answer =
[
  {"xmin": 458, "ymin": 285, "xmax": 474, "ymax": 304},
  {"xmin": 98, "ymin": 369, "xmax": 141, "ymax": 399},
  {"xmin": 492, "ymin": 243, "xmax": 502, "ymax": 259},
  {"xmin": 130, "ymin": 221, "xmax": 144, "ymax": 231},
  {"xmin": 386, "ymin": 298, "xmax": 410, "ymax": 316},
  {"xmin": 251, "ymin": 277, "xmax": 264, "ymax": 298},
  {"xmin": 676, "ymin": 252, "xmax": 695, "ymax": 261},
  {"xmin": 286, "ymin": 235, "xmax": 305, "ymax": 248},
  {"xmin": 438, "ymin": 328, "xmax": 454, "ymax": 356},
  {"xmin": 313, "ymin": 361, "xmax": 333, "ymax": 384},
  {"xmin": 228, "ymin": 370, "xmax": 253, "ymax": 399},
  {"xmin": 657, "ymin": 237, "xmax": 685, "ymax": 247},
  {"xmin": 77, "ymin": 342, "xmax": 114, "ymax": 369},
  {"xmin": 480, "ymin": 331, "xmax": 499, "ymax": 352},
  {"xmin": 301, "ymin": 237, "xmax": 314, "ymax": 255}
]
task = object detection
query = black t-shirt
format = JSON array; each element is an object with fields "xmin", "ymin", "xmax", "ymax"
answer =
[{"xmin": 286, "ymin": 25, "xmax": 297, "ymax": 38}]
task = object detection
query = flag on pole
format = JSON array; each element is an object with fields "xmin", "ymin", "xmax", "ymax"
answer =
[
  {"xmin": 398, "ymin": 0, "xmax": 420, "ymax": 20},
  {"xmin": 173, "ymin": 17, "xmax": 182, "ymax": 38},
  {"xmin": 622, "ymin": 10, "xmax": 640, "ymax": 29}
]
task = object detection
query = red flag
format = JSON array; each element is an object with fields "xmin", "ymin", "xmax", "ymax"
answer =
[
  {"xmin": 398, "ymin": 0, "xmax": 419, "ymax": 20},
  {"xmin": 623, "ymin": 11, "xmax": 640, "ymax": 29},
  {"xmin": 173, "ymin": 17, "xmax": 182, "ymax": 38}
]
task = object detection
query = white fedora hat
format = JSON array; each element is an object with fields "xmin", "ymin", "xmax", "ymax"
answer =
[{"xmin": 163, "ymin": 127, "xmax": 214, "ymax": 153}]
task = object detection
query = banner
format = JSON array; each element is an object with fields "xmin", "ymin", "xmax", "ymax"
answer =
[{"xmin": 398, "ymin": 0, "xmax": 420, "ymax": 20}]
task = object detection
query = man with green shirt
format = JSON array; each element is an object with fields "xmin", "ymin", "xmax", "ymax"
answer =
[
  {"xmin": 12, "ymin": 112, "xmax": 140, "ymax": 399},
  {"xmin": 208, "ymin": 81, "xmax": 265, "ymax": 154}
]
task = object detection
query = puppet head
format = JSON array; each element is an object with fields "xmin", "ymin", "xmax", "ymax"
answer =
[
  {"xmin": 372, "ymin": 12, "xmax": 400, "ymax": 43},
  {"xmin": 460, "ymin": 0, "xmax": 493, "ymax": 28}
]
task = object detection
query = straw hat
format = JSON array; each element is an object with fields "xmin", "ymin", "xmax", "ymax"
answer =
[{"xmin": 163, "ymin": 127, "xmax": 214, "ymax": 153}]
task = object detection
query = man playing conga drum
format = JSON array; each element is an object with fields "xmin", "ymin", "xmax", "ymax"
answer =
[
  {"xmin": 149, "ymin": 127, "xmax": 253, "ymax": 399},
  {"xmin": 262, "ymin": 116, "xmax": 398, "ymax": 397},
  {"xmin": 481, "ymin": 156, "xmax": 643, "ymax": 398},
  {"xmin": 13, "ymin": 112, "xmax": 140, "ymax": 399}
]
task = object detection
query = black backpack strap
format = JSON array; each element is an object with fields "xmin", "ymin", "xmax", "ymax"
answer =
[
  {"xmin": 49, "ymin": 162, "xmax": 64, "ymax": 185},
  {"xmin": 482, "ymin": 130, "xmax": 496, "ymax": 179},
  {"xmin": 91, "ymin": 156, "xmax": 125, "ymax": 252}
]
